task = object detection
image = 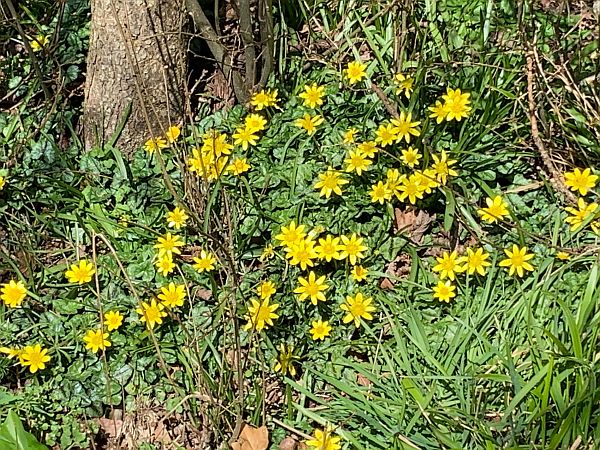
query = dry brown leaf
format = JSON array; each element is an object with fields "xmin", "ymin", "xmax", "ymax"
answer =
[
  {"xmin": 98, "ymin": 417, "xmax": 123, "ymax": 438},
  {"xmin": 356, "ymin": 373, "xmax": 373, "ymax": 388},
  {"xmin": 231, "ymin": 424, "xmax": 269, "ymax": 450},
  {"xmin": 394, "ymin": 208, "xmax": 435, "ymax": 244},
  {"xmin": 380, "ymin": 253, "xmax": 412, "ymax": 289},
  {"xmin": 279, "ymin": 436, "xmax": 298, "ymax": 450}
]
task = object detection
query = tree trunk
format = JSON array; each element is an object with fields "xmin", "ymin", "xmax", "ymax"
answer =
[{"xmin": 83, "ymin": 0, "xmax": 186, "ymax": 156}]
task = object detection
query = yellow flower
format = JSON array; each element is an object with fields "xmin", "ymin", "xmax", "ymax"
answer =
[
  {"xmin": 565, "ymin": 198, "xmax": 598, "ymax": 231},
  {"xmin": 273, "ymin": 343, "xmax": 298, "ymax": 377},
  {"xmin": 299, "ymin": 83, "xmax": 326, "ymax": 108},
  {"xmin": 1, "ymin": 280, "xmax": 27, "ymax": 308},
  {"xmin": 259, "ymin": 245, "xmax": 275, "ymax": 262},
  {"xmin": 432, "ymin": 250, "xmax": 465, "ymax": 281},
  {"xmin": 0, "ymin": 347, "xmax": 24, "ymax": 363},
  {"xmin": 193, "ymin": 250, "xmax": 217, "ymax": 273},
  {"xmin": 243, "ymin": 298, "xmax": 279, "ymax": 331},
  {"xmin": 499, "ymin": 245, "xmax": 535, "ymax": 277},
  {"xmin": 341, "ymin": 292, "xmax": 375, "ymax": 328},
  {"xmin": 375, "ymin": 123, "xmax": 397, "ymax": 147},
  {"xmin": 285, "ymin": 237, "xmax": 318, "ymax": 270},
  {"xmin": 442, "ymin": 88, "xmax": 471, "ymax": 121},
  {"xmin": 432, "ymin": 280, "xmax": 456, "ymax": 303},
  {"xmin": 244, "ymin": 114, "xmax": 267, "ymax": 133},
  {"xmin": 104, "ymin": 311, "xmax": 124, "ymax": 331},
  {"xmin": 30, "ymin": 34, "xmax": 49, "ymax": 52},
  {"xmin": 275, "ymin": 221, "xmax": 306, "ymax": 248},
  {"xmin": 20, "ymin": 344, "xmax": 51, "ymax": 373},
  {"xmin": 257, "ymin": 280, "xmax": 277, "ymax": 300},
  {"xmin": 385, "ymin": 168, "xmax": 406, "ymax": 198},
  {"xmin": 165, "ymin": 125, "xmax": 181, "ymax": 143},
  {"xmin": 144, "ymin": 137, "xmax": 167, "ymax": 154},
  {"xmin": 154, "ymin": 232, "xmax": 184, "ymax": 258},
  {"xmin": 350, "ymin": 265, "xmax": 368, "ymax": 282},
  {"xmin": 414, "ymin": 169, "xmax": 439, "ymax": 194},
  {"xmin": 556, "ymin": 251, "xmax": 570, "ymax": 261},
  {"xmin": 65, "ymin": 260, "xmax": 96, "ymax": 284},
  {"xmin": 477, "ymin": 195, "xmax": 509, "ymax": 223},
  {"xmin": 136, "ymin": 299, "xmax": 167, "ymax": 329},
  {"xmin": 166, "ymin": 206, "xmax": 189, "ymax": 229},
  {"xmin": 428, "ymin": 100, "xmax": 450, "ymax": 124},
  {"xmin": 397, "ymin": 174, "xmax": 425, "ymax": 204},
  {"xmin": 344, "ymin": 61, "xmax": 367, "ymax": 84},
  {"xmin": 295, "ymin": 114, "xmax": 324, "ymax": 135},
  {"xmin": 310, "ymin": 319, "xmax": 332, "ymax": 341},
  {"xmin": 343, "ymin": 128, "xmax": 358, "ymax": 144},
  {"xmin": 369, "ymin": 181, "xmax": 390, "ymax": 204},
  {"xmin": 251, "ymin": 89, "xmax": 278, "ymax": 110},
  {"xmin": 400, "ymin": 147, "xmax": 421, "ymax": 168},
  {"xmin": 294, "ymin": 271, "xmax": 328, "ymax": 305},
  {"xmin": 430, "ymin": 150, "xmax": 458, "ymax": 185},
  {"xmin": 155, "ymin": 255, "xmax": 176, "ymax": 277},
  {"xmin": 339, "ymin": 233, "xmax": 367, "ymax": 265},
  {"xmin": 158, "ymin": 282, "xmax": 186, "ymax": 308},
  {"xmin": 344, "ymin": 149, "xmax": 372, "ymax": 175},
  {"xmin": 462, "ymin": 248, "xmax": 491, "ymax": 276},
  {"xmin": 83, "ymin": 329, "xmax": 111, "ymax": 353},
  {"xmin": 564, "ymin": 168, "xmax": 598, "ymax": 196},
  {"xmin": 314, "ymin": 167, "xmax": 349, "ymax": 198},
  {"xmin": 393, "ymin": 73, "xmax": 414, "ymax": 98},
  {"xmin": 232, "ymin": 126, "xmax": 259, "ymax": 150},
  {"xmin": 0, "ymin": 176, "xmax": 6, "ymax": 190},
  {"xmin": 315, "ymin": 234, "xmax": 343, "ymax": 262},
  {"xmin": 356, "ymin": 141, "xmax": 379, "ymax": 158},
  {"xmin": 391, "ymin": 111, "xmax": 421, "ymax": 144},
  {"xmin": 227, "ymin": 158, "xmax": 251, "ymax": 175},
  {"xmin": 202, "ymin": 130, "xmax": 233, "ymax": 156}
]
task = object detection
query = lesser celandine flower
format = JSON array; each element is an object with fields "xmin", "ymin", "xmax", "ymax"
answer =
[
  {"xmin": 243, "ymin": 298, "xmax": 279, "ymax": 331},
  {"xmin": 65, "ymin": 260, "xmax": 96, "ymax": 284},
  {"xmin": 104, "ymin": 311, "xmax": 124, "ymax": 331},
  {"xmin": 397, "ymin": 174, "xmax": 425, "ymax": 204},
  {"xmin": 250, "ymin": 89, "xmax": 278, "ymax": 110},
  {"xmin": 144, "ymin": 137, "xmax": 167, "ymax": 154},
  {"xmin": 166, "ymin": 206, "xmax": 189, "ymax": 229},
  {"xmin": 232, "ymin": 126, "xmax": 259, "ymax": 150},
  {"xmin": 315, "ymin": 235, "xmax": 343, "ymax": 261},
  {"xmin": 306, "ymin": 426, "xmax": 341, "ymax": 450},
  {"xmin": 393, "ymin": 73, "xmax": 414, "ymax": 98},
  {"xmin": 442, "ymin": 88, "xmax": 472, "ymax": 121},
  {"xmin": 21, "ymin": 344, "xmax": 51, "ymax": 373},
  {"xmin": 295, "ymin": 114, "xmax": 324, "ymax": 135},
  {"xmin": 314, "ymin": 168, "xmax": 349, "ymax": 198},
  {"xmin": 202, "ymin": 130, "xmax": 233, "ymax": 156},
  {"xmin": 30, "ymin": 34, "xmax": 49, "ymax": 52},
  {"xmin": 564, "ymin": 168, "xmax": 598, "ymax": 196},
  {"xmin": 299, "ymin": 83, "xmax": 326, "ymax": 108},
  {"xmin": 275, "ymin": 221, "xmax": 306, "ymax": 248},
  {"xmin": 356, "ymin": 141, "xmax": 379, "ymax": 158},
  {"xmin": 428, "ymin": 100, "xmax": 449, "ymax": 124},
  {"xmin": 391, "ymin": 111, "xmax": 421, "ymax": 143},
  {"xmin": 1, "ymin": 280, "xmax": 27, "ymax": 308},
  {"xmin": 400, "ymin": 147, "xmax": 421, "ymax": 168},
  {"xmin": 462, "ymin": 248, "xmax": 491, "ymax": 276},
  {"xmin": 136, "ymin": 299, "xmax": 167, "ymax": 329},
  {"xmin": 432, "ymin": 280, "xmax": 456, "ymax": 303},
  {"xmin": 165, "ymin": 125, "xmax": 181, "ymax": 143},
  {"xmin": 244, "ymin": 114, "xmax": 267, "ymax": 133},
  {"xmin": 478, "ymin": 196, "xmax": 509, "ymax": 223},
  {"xmin": 273, "ymin": 343, "xmax": 298, "ymax": 377},
  {"xmin": 154, "ymin": 233, "xmax": 184, "ymax": 258},
  {"xmin": 499, "ymin": 245, "xmax": 534, "ymax": 277},
  {"xmin": 343, "ymin": 128, "xmax": 357, "ymax": 144},
  {"xmin": 369, "ymin": 181, "xmax": 390, "ymax": 204},
  {"xmin": 310, "ymin": 319, "xmax": 332, "ymax": 341},
  {"xmin": 339, "ymin": 233, "xmax": 367, "ymax": 265},
  {"xmin": 341, "ymin": 293, "xmax": 375, "ymax": 328},
  {"xmin": 256, "ymin": 280, "xmax": 276, "ymax": 300},
  {"xmin": 285, "ymin": 237, "xmax": 318, "ymax": 270},
  {"xmin": 415, "ymin": 169, "xmax": 439, "ymax": 194},
  {"xmin": 0, "ymin": 176, "xmax": 6, "ymax": 190},
  {"xmin": 350, "ymin": 265, "xmax": 368, "ymax": 282},
  {"xmin": 565, "ymin": 198, "xmax": 598, "ymax": 231},
  {"xmin": 432, "ymin": 251, "xmax": 465, "ymax": 281},
  {"xmin": 344, "ymin": 61, "xmax": 367, "ymax": 84},
  {"xmin": 83, "ymin": 329, "xmax": 111, "ymax": 353},
  {"xmin": 158, "ymin": 282, "xmax": 186, "ymax": 308},
  {"xmin": 259, "ymin": 245, "xmax": 274, "ymax": 261},
  {"xmin": 227, "ymin": 158, "xmax": 251, "ymax": 175},
  {"xmin": 556, "ymin": 251, "xmax": 570, "ymax": 261},
  {"xmin": 294, "ymin": 271, "xmax": 328, "ymax": 305},
  {"xmin": 193, "ymin": 250, "xmax": 216, "ymax": 273},
  {"xmin": 0, "ymin": 347, "xmax": 24, "ymax": 363},
  {"xmin": 431, "ymin": 150, "xmax": 458, "ymax": 185},
  {"xmin": 375, "ymin": 123, "xmax": 397, "ymax": 147},
  {"xmin": 155, "ymin": 254, "xmax": 176, "ymax": 276},
  {"xmin": 344, "ymin": 149, "xmax": 372, "ymax": 175}
]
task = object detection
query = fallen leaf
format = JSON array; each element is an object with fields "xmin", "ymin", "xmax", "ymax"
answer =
[
  {"xmin": 379, "ymin": 253, "xmax": 412, "ymax": 289},
  {"xmin": 231, "ymin": 424, "xmax": 269, "ymax": 450},
  {"xmin": 279, "ymin": 436, "xmax": 298, "ymax": 450},
  {"xmin": 98, "ymin": 417, "xmax": 123, "ymax": 438},
  {"xmin": 356, "ymin": 373, "xmax": 372, "ymax": 388},
  {"xmin": 394, "ymin": 208, "xmax": 435, "ymax": 244}
]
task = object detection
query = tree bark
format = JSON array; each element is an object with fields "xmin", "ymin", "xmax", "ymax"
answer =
[{"xmin": 84, "ymin": 0, "xmax": 185, "ymax": 156}]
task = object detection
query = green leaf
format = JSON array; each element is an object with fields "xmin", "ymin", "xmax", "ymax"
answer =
[{"xmin": 0, "ymin": 410, "xmax": 49, "ymax": 450}]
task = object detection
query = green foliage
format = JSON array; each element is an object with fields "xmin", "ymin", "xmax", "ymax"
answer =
[{"xmin": 0, "ymin": 410, "xmax": 48, "ymax": 450}]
